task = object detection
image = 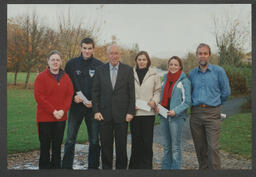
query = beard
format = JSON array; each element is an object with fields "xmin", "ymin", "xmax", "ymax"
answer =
[{"xmin": 199, "ymin": 60, "xmax": 208, "ymax": 67}]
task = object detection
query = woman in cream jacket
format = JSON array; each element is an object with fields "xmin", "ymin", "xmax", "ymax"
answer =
[{"xmin": 129, "ymin": 51, "xmax": 161, "ymax": 169}]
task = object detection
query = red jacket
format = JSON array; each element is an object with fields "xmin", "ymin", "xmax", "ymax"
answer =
[{"xmin": 34, "ymin": 68, "xmax": 74, "ymax": 122}]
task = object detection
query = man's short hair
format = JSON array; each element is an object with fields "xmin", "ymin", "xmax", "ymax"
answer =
[
  {"xmin": 196, "ymin": 43, "xmax": 211, "ymax": 55},
  {"xmin": 106, "ymin": 44, "xmax": 120, "ymax": 54},
  {"xmin": 47, "ymin": 50, "xmax": 62, "ymax": 60},
  {"xmin": 80, "ymin": 37, "xmax": 95, "ymax": 48}
]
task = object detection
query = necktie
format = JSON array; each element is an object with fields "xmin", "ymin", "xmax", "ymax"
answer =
[{"xmin": 112, "ymin": 67, "xmax": 117, "ymax": 88}]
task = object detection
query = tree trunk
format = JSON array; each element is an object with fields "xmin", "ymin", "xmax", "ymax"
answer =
[
  {"xmin": 24, "ymin": 70, "xmax": 30, "ymax": 89},
  {"xmin": 14, "ymin": 71, "xmax": 18, "ymax": 85},
  {"xmin": 14, "ymin": 63, "xmax": 20, "ymax": 85}
]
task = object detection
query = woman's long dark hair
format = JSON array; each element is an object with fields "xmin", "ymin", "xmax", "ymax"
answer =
[{"xmin": 135, "ymin": 51, "xmax": 151, "ymax": 68}]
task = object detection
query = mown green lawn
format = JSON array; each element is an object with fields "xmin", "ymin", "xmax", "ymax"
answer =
[
  {"xmin": 7, "ymin": 72, "xmax": 38, "ymax": 84},
  {"xmin": 219, "ymin": 113, "xmax": 252, "ymax": 159},
  {"xmin": 7, "ymin": 88, "xmax": 88, "ymax": 154}
]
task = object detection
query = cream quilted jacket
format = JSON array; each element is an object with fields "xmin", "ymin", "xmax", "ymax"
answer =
[{"xmin": 133, "ymin": 67, "xmax": 161, "ymax": 116}]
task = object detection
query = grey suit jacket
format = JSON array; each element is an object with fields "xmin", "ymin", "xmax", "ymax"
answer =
[{"xmin": 92, "ymin": 62, "xmax": 135, "ymax": 123}]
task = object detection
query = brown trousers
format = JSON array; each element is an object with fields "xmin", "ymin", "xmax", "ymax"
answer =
[{"xmin": 190, "ymin": 106, "xmax": 221, "ymax": 169}]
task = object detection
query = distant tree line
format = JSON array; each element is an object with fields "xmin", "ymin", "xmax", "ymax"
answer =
[
  {"xmin": 8, "ymin": 12, "xmax": 250, "ymax": 91},
  {"xmin": 7, "ymin": 12, "xmax": 139, "ymax": 89}
]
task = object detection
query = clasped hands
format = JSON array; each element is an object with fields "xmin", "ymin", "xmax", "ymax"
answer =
[
  {"xmin": 53, "ymin": 110, "xmax": 64, "ymax": 120},
  {"xmin": 74, "ymin": 95, "xmax": 92, "ymax": 108}
]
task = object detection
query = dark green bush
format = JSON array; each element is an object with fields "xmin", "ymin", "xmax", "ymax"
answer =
[
  {"xmin": 222, "ymin": 64, "xmax": 251, "ymax": 111},
  {"xmin": 222, "ymin": 65, "xmax": 251, "ymax": 96}
]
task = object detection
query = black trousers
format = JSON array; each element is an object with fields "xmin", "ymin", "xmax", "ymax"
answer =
[
  {"xmin": 38, "ymin": 121, "xmax": 66, "ymax": 169},
  {"xmin": 129, "ymin": 116, "xmax": 155, "ymax": 169},
  {"xmin": 100, "ymin": 120, "xmax": 128, "ymax": 169}
]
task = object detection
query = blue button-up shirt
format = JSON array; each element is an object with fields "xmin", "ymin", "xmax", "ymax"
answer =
[
  {"xmin": 188, "ymin": 64, "xmax": 231, "ymax": 106},
  {"xmin": 109, "ymin": 62, "xmax": 119, "ymax": 82}
]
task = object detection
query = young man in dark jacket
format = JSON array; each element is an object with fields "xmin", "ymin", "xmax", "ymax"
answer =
[{"xmin": 62, "ymin": 38, "xmax": 103, "ymax": 169}]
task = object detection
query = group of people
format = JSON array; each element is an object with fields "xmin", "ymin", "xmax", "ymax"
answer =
[{"xmin": 34, "ymin": 37, "xmax": 231, "ymax": 170}]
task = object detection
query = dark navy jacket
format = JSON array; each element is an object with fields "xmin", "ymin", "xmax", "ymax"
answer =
[{"xmin": 65, "ymin": 54, "xmax": 103, "ymax": 112}]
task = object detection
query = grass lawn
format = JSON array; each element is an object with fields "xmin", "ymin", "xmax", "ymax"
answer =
[
  {"xmin": 7, "ymin": 88, "xmax": 89, "ymax": 154},
  {"xmin": 8, "ymin": 72, "xmax": 38, "ymax": 84},
  {"xmin": 219, "ymin": 113, "xmax": 252, "ymax": 159},
  {"xmin": 155, "ymin": 114, "xmax": 160, "ymax": 124}
]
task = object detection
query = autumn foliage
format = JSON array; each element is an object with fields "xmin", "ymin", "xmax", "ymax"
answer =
[{"xmin": 7, "ymin": 13, "xmax": 140, "ymax": 89}]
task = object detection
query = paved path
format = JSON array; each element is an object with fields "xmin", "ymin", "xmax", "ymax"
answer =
[{"xmin": 8, "ymin": 97, "xmax": 251, "ymax": 169}]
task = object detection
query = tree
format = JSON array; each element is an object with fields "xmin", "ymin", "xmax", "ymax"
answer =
[
  {"xmin": 7, "ymin": 6, "xmax": 105, "ymax": 88},
  {"xmin": 94, "ymin": 44, "xmax": 108, "ymax": 63},
  {"xmin": 21, "ymin": 13, "xmax": 52, "ymax": 89},
  {"xmin": 7, "ymin": 18, "xmax": 26, "ymax": 85},
  {"xmin": 36, "ymin": 27, "xmax": 59, "ymax": 72},
  {"xmin": 57, "ymin": 7, "xmax": 103, "ymax": 65},
  {"xmin": 182, "ymin": 52, "xmax": 198, "ymax": 74},
  {"xmin": 151, "ymin": 57, "xmax": 168, "ymax": 70},
  {"xmin": 120, "ymin": 43, "xmax": 139, "ymax": 67},
  {"xmin": 213, "ymin": 14, "xmax": 251, "ymax": 110},
  {"xmin": 213, "ymin": 15, "xmax": 250, "ymax": 66},
  {"xmin": 8, "ymin": 15, "xmax": 60, "ymax": 87}
]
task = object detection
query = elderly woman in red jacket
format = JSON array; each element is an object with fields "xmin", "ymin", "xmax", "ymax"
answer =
[{"xmin": 34, "ymin": 50, "xmax": 73, "ymax": 169}]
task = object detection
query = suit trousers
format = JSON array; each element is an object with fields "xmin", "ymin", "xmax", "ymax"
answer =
[
  {"xmin": 100, "ymin": 120, "xmax": 128, "ymax": 169},
  {"xmin": 190, "ymin": 106, "xmax": 221, "ymax": 169},
  {"xmin": 38, "ymin": 121, "xmax": 66, "ymax": 169},
  {"xmin": 129, "ymin": 116, "xmax": 155, "ymax": 169}
]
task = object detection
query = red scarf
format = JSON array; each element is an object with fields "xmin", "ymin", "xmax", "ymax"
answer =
[{"xmin": 161, "ymin": 70, "xmax": 182, "ymax": 107}]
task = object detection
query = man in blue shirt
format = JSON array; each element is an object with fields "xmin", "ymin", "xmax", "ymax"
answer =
[{"xmin": 188, "ymin": 43, "xmax": 230, "ymax": 169}]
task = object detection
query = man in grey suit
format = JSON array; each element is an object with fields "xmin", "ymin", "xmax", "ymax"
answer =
[{"xmin": 92, "ymin": 44, "xmax": 135, "ymax": 169}]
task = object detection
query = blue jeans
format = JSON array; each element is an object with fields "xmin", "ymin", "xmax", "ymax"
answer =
[
  {"xmin": 62, "ymin": 109, "xmax": 100, "ymax": 169},
  {"xmin": 160, "ymin": 116, "xmax": 184, "ymax": 169}
]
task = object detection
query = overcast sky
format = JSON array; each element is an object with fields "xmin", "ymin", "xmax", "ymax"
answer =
[{"xmin": 7, "ymin": 4, "xmax": 251, "ymax": 58}]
